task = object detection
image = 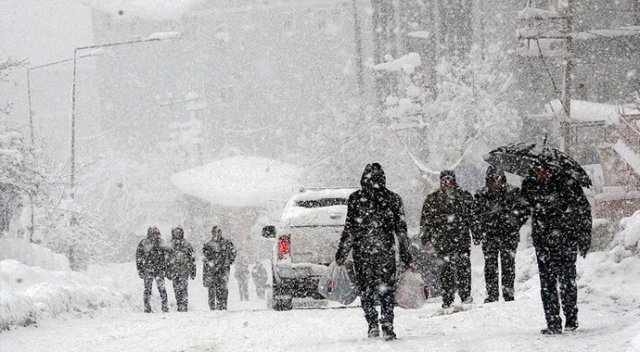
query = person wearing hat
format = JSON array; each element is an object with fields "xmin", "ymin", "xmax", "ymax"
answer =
[
  {"xmin": 135, "ymin": 226, "xmax": 169, "ymax": 313},
  {"xmin": 166, "ymin": 227, "xmax": 196, "ymax": 312},
  {"xmin": 202, "ymin": 226, "xmax": 236, "ymax": 310},
  {"xmin": 420, "ymin": 170, "xmax": 475, "ymax": 309},
  {"xmin": 473, "ymin": 166, "xmax": 529, "ymax": 303}
]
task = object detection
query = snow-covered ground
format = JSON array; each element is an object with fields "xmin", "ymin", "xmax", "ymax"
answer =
[{"xmin": 2, "ymin": 224, "xmax": 640, "ymax": 351}]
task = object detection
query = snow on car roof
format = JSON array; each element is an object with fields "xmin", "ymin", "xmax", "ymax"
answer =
[{"xmin": 289, "ymin": 188, "xmax": 358, "ymax": 203}]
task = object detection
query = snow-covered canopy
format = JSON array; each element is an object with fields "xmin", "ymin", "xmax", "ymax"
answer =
[
  {"xmin": 82, "ymin": 0, "xmax": 204, "ymax": 21},
  {"xmin": 546, "ymin": 99, "xmax": 640, "ymax": 125},
  {"xmin": 171, "ymin": 156, "xmax": 301, "ymax": 208},
  {"xmin": 373, "ymin": 53, "xmax": 422, "ymax": 74}
]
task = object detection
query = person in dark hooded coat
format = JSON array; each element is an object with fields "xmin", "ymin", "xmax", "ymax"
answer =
[
  {"xmin": 136, "ymin": 226, "xmax": 168, "ymax": 313},
  {"xmin": 166, "ymin": 227, "xmax": 196, "ymax": 312},
  {"xmin": 473, "ymin": 166, "xmax": 529, "ymax": 303},
  {"xmin": 420, "ymin": 170, "xmax": 474, "ymax": 309},
  {"xmin": 335, "ymin": 163, "xmax": 412, "ymax": 341},
  {"xmin": 521, "ymin": 164, "xmax": 592, "ymax": 334}
]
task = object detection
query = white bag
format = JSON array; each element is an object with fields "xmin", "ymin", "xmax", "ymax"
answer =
[
  {"xmin": 395, "ymin": 270, "xmax": 427, "ymax": 309},
  {"xmin": 317, "ymin": 262, "xmax": 360, "ymax": 305}
]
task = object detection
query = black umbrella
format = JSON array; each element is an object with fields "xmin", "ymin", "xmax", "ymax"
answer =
[{"xmin": 484, "ymin": 143, "xmax": 592, "ymax": 188}]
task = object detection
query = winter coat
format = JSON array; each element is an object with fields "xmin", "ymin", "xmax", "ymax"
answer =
[
  {"xmin": 166, "ymin": 239, "xmax": 196, "ymax": 280},
  {"xmin": 473, "ymin": 169, "xmax": 529, "ymax": 252},
  {"xmin": 136, "ymin": 237, "xmax": 167, "ymax": 278},
  {"xmin": 202, "ymin": 238, "xmax": 236, "ymax": 287},
  {"xmin": 234, "ymin": 259, "xmax": 249, "ymax": 281},
  {"xmin": 521, "ymin": 172, "xmax": 592, "ymax": 252},
  {"xmin": 335, "ymin": 163, "xmax": 412, "ymax": 288},
  {"xmin": 420, "ymin": 186, "xmax": 474, "ymax": 256},
  {"xmin": 251, "ymin": 263, "xmax": 268, "ymax": 287}
]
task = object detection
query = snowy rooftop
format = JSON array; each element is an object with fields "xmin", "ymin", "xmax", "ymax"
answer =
[
  {"xmin": 171, "ymin": 156, "xmax": 301, "ymax": 208},
  {"xmin": 546, "ymin": 99, "xmax": 640, "ymax": 125}
]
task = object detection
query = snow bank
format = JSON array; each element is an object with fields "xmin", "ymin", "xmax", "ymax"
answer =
[
  {"xmin": 0, "ymin": 260, "xmax": 133, "ymax": 331},
  {"xmin": 0, "ymin": 238, "xmax": 69, "ymax": 271},
  {"xmin": 373, "ymin": 53, "xmax": 422, "ymax": 74},
  {"xmin": 171, "ymin": 156, "xmax": 301, "ymax": 208}
]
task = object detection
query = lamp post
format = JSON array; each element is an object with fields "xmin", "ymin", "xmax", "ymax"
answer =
[
  {"xmin": 69, "ymin": 32, "xmax": 181, "ymax": 197},
  {"xmin": 27, "ymin": 51, "xmax": 103, "ymax": 146}
]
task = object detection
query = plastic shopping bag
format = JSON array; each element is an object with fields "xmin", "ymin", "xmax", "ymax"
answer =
[
  {"xmin": 317, "ymin": 261, "xmax": 360, "ymax": 305},
  {"xmin": 395, "ymin": 270, "xmax": 427, "ymax": 309}
]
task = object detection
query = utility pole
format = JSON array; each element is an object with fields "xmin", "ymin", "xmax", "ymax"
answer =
[{"xmin": 560, "ymin": 0, "xmax": 574, "ymax": 120}]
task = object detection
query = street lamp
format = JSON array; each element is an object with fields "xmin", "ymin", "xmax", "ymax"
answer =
[
  {"xmin": 27, "ymin": 50, "xmax": 103, "ymax": 145},
  {"xmin": 69, "ymin": 32, "xmax": 181, "ymax": 197}
]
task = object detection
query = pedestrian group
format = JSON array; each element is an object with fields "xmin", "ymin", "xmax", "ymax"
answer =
[{"xmin": 135, "ymin": 160, "xmax": 592, "ymax": 341}]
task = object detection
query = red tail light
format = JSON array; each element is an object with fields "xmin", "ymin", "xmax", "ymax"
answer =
[{"xmin": 278, "ymin": 235, "xmax": 291, "ymax": 260}]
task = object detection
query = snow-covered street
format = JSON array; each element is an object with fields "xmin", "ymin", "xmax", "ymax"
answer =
[
  {"xmin": 2, "ymin": 285, "xmax": 639, "ymax": 352},
  {"xmin": 3, "ymin": 244, "xmax": 640, "ymax": 352}
]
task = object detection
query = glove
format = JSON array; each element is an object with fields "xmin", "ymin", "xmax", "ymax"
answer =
[
  {"xmin": 138, "ymin": 271, "xmax": 144, "ymax": 279},
  {"xmin": 335, "ymin": 257, "xmax": 346, "ymax": 266},
  {"xmin": 473, "ymin": 238, "xmax": 482, "ymax": 246},
  {"xmin": 579, "ymin": 247, "xmax": 589, "ymax": 258}
]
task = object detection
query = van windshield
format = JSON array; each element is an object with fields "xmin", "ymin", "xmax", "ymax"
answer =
[{"xmin": 295, "ymin": 198, "xmax": 348, "ymax": 208}]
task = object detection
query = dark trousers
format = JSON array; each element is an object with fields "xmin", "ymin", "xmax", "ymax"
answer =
[
  {"xmin": 440, "ymin": 251, "xmax": 472, "ymax": 306},
  {"xmin": 483, "ymin": 247, "xmax": 516, "ymax": 301},
  {"xmin": 237, "ymin": 278, "xmax": 249, "ymax": 301},
  {"xmin": 360, "ymin": 278, "xmax": 396, "ymax": 328},
  {"xmin": 207, "ymin": 276, "xmax": 229, "ymax": 310},
  {"xmin": 535, "ymin": 248, "xmax": 578, "ymax": 329},
  {"xmin": 172, "ymin": 277, "xmax": 189, "ymax": 312},
  {"xmin": 143, "ymin": 276, "xmax": 168, "ymax": 312}
]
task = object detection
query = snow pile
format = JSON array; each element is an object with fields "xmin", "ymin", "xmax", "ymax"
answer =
[
  {"xmin": 0, "ymin": 260, "xmax": 133, "ymax": 331},
  {"xmin": 614, "ymin": 210, "xmax": 640, "ymax": 252},
  {"xmin": 171, "ymin": 156, "xmax": 301, "ymax": 208},
  {"xmin": 0, "ymin": 238, "xmax": 69, "ymax": 271},
  {"xmin": 373, "ymin": 53, "xmax": 422, "ymax": 74}
]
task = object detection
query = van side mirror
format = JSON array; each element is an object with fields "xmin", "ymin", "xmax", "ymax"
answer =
[{"xmin": 262, "ymin": 225, "xmax": 276, "ymax": 239}]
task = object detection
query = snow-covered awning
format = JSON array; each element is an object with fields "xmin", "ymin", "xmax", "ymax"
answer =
[
  {"xmin": 171, "ymin": 156, "xmax": 301, "ymax": 208},
  {"xmin": 546, "ymin": 99, "xmax": 640, "ymax": 125}
]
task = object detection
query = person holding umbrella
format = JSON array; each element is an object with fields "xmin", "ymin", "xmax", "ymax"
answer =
[{"xmin": 485, "ymin": 144, "xmax": 592, "ymax": 334}]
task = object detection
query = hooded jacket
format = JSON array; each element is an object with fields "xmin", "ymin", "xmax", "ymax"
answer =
[
  {"xmin": 420, "ymin": 174, "xmax": 475, "ymax": 256},
  {"xmin": 136, "ymin": 229, "xmax": 167, "ymax": 278},
  {"xmin": 473, "ymin": 166, "xmax": 529, "ymax": 251},
  {"xmin": 335, "ymin": 163, "xmax": 412, "ymax": 286}
]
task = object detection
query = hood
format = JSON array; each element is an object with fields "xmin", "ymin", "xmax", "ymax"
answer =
[
  {"xmin": 486, "ymin": 165, "xmax": 507, "ymax": 188},
  {"xmin": 360, "ymin": 163, "xmax": 386, "ymax": 190}
]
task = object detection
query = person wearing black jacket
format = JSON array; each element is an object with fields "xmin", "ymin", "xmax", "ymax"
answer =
[
  {"xmin": 474, "ymin": 166, "xmax": 529, "ymax": 303},
  {"xmin": 335, "ymin": 163, "xmax": 412, "ymax": 341},
  {"xmin": 202, "ymin": 226, "xmax": 236, "ymax": 310},
  {"xmin": 136, "ymin": 226, "xmax": 168, "ymax": 313},
  {"xmin": 166, "ymin": 227, "xmax": 196, "ymax": 312},
  {"xmin": 521, "ymin": 164, "xmax": 592, "ymax": 334},
  {"xmin": 420, "ymin": 170, "xmax": 474, "ymax": 309}
]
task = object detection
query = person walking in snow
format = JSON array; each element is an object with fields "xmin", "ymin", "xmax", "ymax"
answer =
[
  {"xmin": 521, "ymin": 164, "xmax": 592, "ymax": 334},
  {"xmin": 136, "ymin": 226, "xmax": 169, "ymax": 313},
  {"xmin": 251, "ymin": 261, "xmax": 268, "ymax": 299},
  {"xmin": 335, "ymin": 163, "xmax": 413, "ymax": 341},
  {"xmin": 234, "ymin": 255, "xmax": 250, "ymax": 301},
  {"xmin": 473, "ymin": 166, "xmax": 529, "ymax": 303},
  {"xmin": 202, "ymin": 226, "xmax": 236, "ymax": 310},
  {"xmin": 166, "ymin": 227, "xmax": 196, "ymax": 312},
  {"xmin": 420, "ymin": 170, "xmax": 475, "ymax": 309}
]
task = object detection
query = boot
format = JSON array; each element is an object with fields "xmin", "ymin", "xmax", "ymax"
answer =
[
  {"xmin": 144, "ymin": 305, "xmax": 152, "ymax": 313},
  {"xmin": 380, "ymin": 321, "xmax": 396, "ymax": 341},
  {"xmin": 565, "ymin": 320, "xmax": 579, "ymax": 332},
  {"xmin": 367, "ymin": 320, "xmax": 379, "ymax": 338},
  {"xmin": 540, "ymin": 326, "xmax": 562, "ymax": 335}
]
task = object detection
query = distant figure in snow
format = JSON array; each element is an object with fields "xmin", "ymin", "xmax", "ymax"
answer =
[
  {"xmin": 335, "ymin": 163, "xmax": 413, "ymax": 341},
  {"xmin": 234, "ymin": 255, "xmax": 250, "ymax": 301},
  {"xmin": 136, "ymin": 226, "xmax": 168, "ymax": 313},
  {"xmin": 420, "ymin": 170, "xmax": 475, "ymax": 309},
  {"xmin": 473, "ymin": 166, "xmax": 529, "ymax": 303},
  {"xmin": 202, "ymin": 226, "xmax": 236, "ymax": 310},
  {"xmin": 166, "ymin": 227, "xmax": 196, "ymax": 312},
  {"xmin": 251, "ymin": 261, "xmax": 268, "ymax": 299},
  {"xmin": 521, "ymin": 163, "xmax": 591, "ymax": 334}
]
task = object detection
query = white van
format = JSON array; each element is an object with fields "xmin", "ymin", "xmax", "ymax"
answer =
[{"xmin": 262, "ymin": 187, "xmax": 356, "ymax": 310}]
